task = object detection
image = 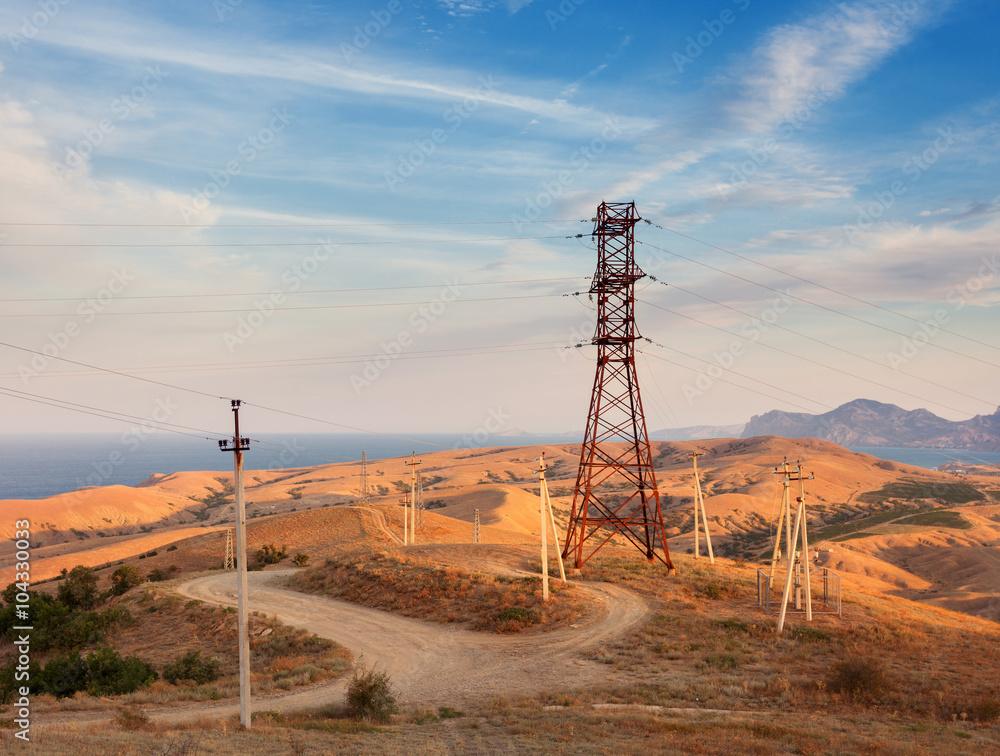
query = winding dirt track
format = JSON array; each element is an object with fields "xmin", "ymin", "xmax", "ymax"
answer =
[{"xmin": 174, "ymin": 567, "xmax": 649, "ymax": 716}]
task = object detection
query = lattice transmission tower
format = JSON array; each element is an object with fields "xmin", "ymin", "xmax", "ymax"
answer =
[{"xmin": 562, "ymin": 201, "xmax": 674, "ymax": 570}]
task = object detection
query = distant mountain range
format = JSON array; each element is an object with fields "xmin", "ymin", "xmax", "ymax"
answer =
[{"xmin": 742, "ymin": 399, "xmax": 1000, "ymax": 452}]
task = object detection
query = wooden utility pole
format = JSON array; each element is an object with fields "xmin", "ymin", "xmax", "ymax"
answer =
[
  {"xmin": 405, "ymin": 452, "xmax": 422, "ymax": 545},
  {"xmin": 218, "ymin": 400, "xmax": 251, "ymax": 730},
  {"xmin": 776, "ymin": 464, "xmax": 815, "ymax": 634},
  {"xmin": 689, "ymin": 452, "xmax": 714, "ymax": 563}
]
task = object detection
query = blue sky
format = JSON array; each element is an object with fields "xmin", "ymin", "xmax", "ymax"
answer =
[{"xmin": 0, "ymin": 0, "xmax": 998, "ymax": 442}]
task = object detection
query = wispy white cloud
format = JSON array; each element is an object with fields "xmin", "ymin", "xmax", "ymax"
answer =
[{"xmin": 726, "ymin": 1, "xmax": 951, "ymax": 133}]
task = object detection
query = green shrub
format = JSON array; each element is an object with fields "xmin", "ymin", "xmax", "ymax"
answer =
[
  {"xmin": 147, "ymin": 568, "xmax": 169, "ymax": 582},
  {"xmin": 162, "ymin": 651, "xmax": 220, "ymax": 685},
  {"xmin": 57, "ymin": 565, "xmax": 101, "ymax": 610},
  {"xmin": 293, "ymin": 552, "xmax": 310, "ymax": 567},
  {"xmin": 255, "ymin": 544, "xmax": 288, "ymax": 566},
  {"xmin": 40, "ymin": 651, "xmax": 88, "ymax": 698},
  {"xmin": 346, "ymin": 661, "xmax": 397, "ymax": 723},
  {"xmin": 84, "ymin": 647, "xmax": 157, "ymax": 696},
  {"xmin": 110, "ymin": 565, "xmax": 144, "ymax": 596}
]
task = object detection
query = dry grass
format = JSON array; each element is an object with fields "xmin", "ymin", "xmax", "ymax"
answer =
[
  {"xmin": 286, "ymin": 550, "xmax": 586, "ymax": 632},
  {"xmin": 559, "ymin": 552, "xmax": 1000, "ymax": 727},
  {"xmin": 5, "ymin": 585, "xmax": 351, "ymax": 715}
]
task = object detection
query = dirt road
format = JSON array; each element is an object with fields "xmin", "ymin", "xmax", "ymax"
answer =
[{"xmin": 178, "ymin": 567, "xmax": 648, "ymax": 711}]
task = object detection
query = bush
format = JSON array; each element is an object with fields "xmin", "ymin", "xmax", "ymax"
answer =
[
  {"xmin": 110, "ymin": 565, "xmax": 143, "ymax": 596},
  {"xmin": 826, "ymin": 657, "xmax": 888, "ymax": 701},
  {"xmin": 293, "ymin": 553, "xmax": 310, "ymax": 567},
  {"xmin": 255, "ymin": 544, "xmax": 288, "ymax": 566},
  {"xmin": 163, "ymin": 651, "xmax": 220, "ymax": 685},
  {"xmin": 40, "ymin": 651, "xmax": 88, "ymax": 698},
  {"xmin": 147, "ymin": 568, "xmax": 169, "ymax": 583},
  {"xmin": 57, "ymin": 565, "xmax": 101, "ymax": 610},
  {"xmin": 346, "ymin": 660, "xmax": 397, "ymax": 723},
  {"xmin": 114, "ymin": 705, "xmax": 152, "ymax": 731},
  {"xmin": 84, "ymin": 646, "xmax": 157, "ymax": 696}
]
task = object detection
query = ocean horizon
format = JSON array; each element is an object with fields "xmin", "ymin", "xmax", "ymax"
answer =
[{"xmin": 1, "ymin": 434, "xmax": 998, "ymax": 501}]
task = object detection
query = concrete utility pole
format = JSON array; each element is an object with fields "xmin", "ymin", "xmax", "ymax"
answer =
[
  {"xmin": 536, "ymin": 453, "xmax": 551, "ymax": 600},
  {"xmin": 535, "ymin": 453, "xmax": 567, "ymax": 600},
  {"xmin": 689, "ymin": 452, "xmax": 714, "ymax": 563},
  {"xmin": 405, "ymin": 452, "xmax": 422, "ymax": 545},
  {"xmin": 776, "ymin": 463, "xmax": 816, "ymax": 634},
  {"xmin": 218, "ymin": 400, "xmax": 251, "ymax": 730},
  {"xmin": 359, "ymin": 451, "xmax": 370, "ymax": 505},
  {"xmin": 768, "ymin": 459, "xmax": 792, "ymax": 581}
]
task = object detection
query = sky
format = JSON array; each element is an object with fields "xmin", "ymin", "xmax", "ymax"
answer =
[{"xmin": 0, "ymin": 0, "xmax": 998, "ymax": 443}]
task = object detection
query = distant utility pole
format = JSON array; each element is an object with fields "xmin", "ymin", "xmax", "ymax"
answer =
[
  {"xmin": 473, "ymin": 509, "xmax": 481, "ymax": 544},
  {"xmin": 535, "ymin": 452, "xmax": 567, "ymax": 601},
  {"xmin": 415, "ymin": 471, "xmax": 425, "ymax": 528},
  {"xmin": 774, "ymin": 462, "xmax": 815, "ymax": 634},
  {"xmin": 218, "ymin": 399, "xmax": 251, "ymax": 730},
  {"xmin": 224, "ymin": 528, "xmax": 234, "ymax": 571},
  {"xmin": 405, "ymin": 452, "xmax": 422, "ymax": 545},
  {"xmin": 359, "ymin": 451, "xmax": 371, "ymax": 505},
  {"xmin": 688, "ymin": 453, "xmax": 714, "ymax": 563}
]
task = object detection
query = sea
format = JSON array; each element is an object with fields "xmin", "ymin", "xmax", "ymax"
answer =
[
  {"xmin": 2, "ymin": 434, "xmax": 999, "ymax": 501},
  {"xmin": 0, "ymin": 432, "xmax": 579, "ymax": 500}
]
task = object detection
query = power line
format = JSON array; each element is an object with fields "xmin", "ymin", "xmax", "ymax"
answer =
[
  {"xmin": 0, "ymin": 341, "xmax": 568, "ymax": 379},
  {"xmin": 0, "ymin": 219, "xmax": 587, "ymax": 229},
  {"xmin": 644, "ymin": 220, "xmax": 1000, "ymax": 355},
  {"xmin": 659, "ymin": 280, "xmax": 997, "ymax": 411},
  {"xmin": 637, "ymin": 347, "xmax": 996, "ymax": 467},
  {"xmin": 0, "ymin": 276, "xmax": 585, "ymax": 304},
  {"xmin": 0, "ymin": 292, "xmax": 564, "ymax": 318},
  {"xmin": 0, "ymin": 339, "xmax": 228, "ymax": 402},
  {"xmin": 637, "ymin": 240, "xmax": 1000, "ymax": 370},
  {"xmin": 0, "ymin": 386, "xmax": 223, "ymax": 441},
  {"xmin": 0, "ymin": 234, "xmax": 574, "ymax": 248},
  {"xmin": 636, "ymin": 296, "xmax": 986, "ymax": 419}
]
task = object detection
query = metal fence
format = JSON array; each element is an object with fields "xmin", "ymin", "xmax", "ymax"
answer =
[{"xmin": 757, "ymin": 565, "xmax": 841, "ymax": 617}]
